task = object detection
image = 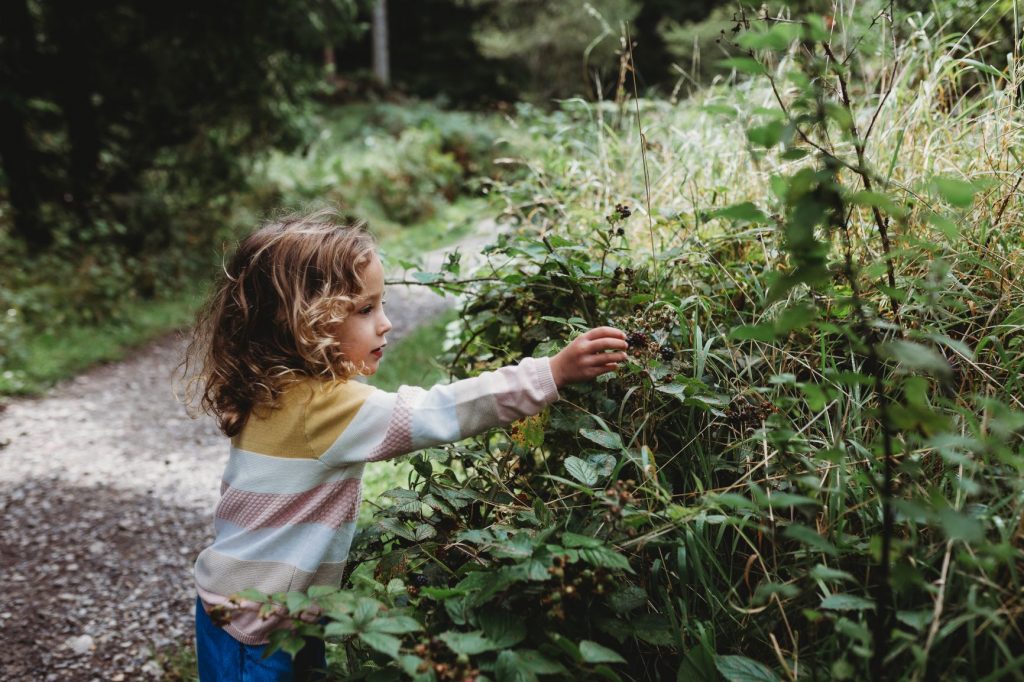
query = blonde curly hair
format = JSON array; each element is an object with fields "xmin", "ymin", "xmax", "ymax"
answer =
[{"xmin": 183, "ymin": 209, "xmax": 378, "ymax": 437}]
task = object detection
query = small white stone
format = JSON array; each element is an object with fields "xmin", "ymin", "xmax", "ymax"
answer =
[
  {"xmin": 67, "ymin": 634, "xmax": 95, "ymax": 655},
  {"xmin": 141, "ymin": 660, "xmax": 163, "ymax": 678}
]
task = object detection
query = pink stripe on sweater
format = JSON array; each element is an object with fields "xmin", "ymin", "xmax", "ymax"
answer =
[
  {"xmin": 216, "ymin": 478, "xmax": 361, "ymax": 530},
  {"xmin": 366, "ymin": 386, "xmax": 415, "ymax": 462}
]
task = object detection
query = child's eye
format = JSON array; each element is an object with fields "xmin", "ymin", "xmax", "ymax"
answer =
[{"xmin": 359, "ymin": 305, "xmax": 373, "ymax": 314}]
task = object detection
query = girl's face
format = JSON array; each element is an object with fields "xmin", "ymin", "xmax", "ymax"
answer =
[{"xmin": 337, "ymin": 256, "xmax": 392, "ymax": 375}]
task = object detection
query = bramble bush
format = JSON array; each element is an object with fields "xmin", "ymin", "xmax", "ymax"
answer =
[{"xmin": 227, "ymin": 5, "xmax": 1024, "ymax": 680}]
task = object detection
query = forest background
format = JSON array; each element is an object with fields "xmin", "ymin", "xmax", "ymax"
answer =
[{"xmin": 2, "ymin": 0, "xmax": 1024, "ymax": 680}]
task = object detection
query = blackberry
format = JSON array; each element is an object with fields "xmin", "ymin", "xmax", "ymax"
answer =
[
  {"xmin": 412, "ymin": 573, "xmax": 429, "ymax": 587},
  {"xmin": 659, "ymin": 345, "xmax": 676, "ymax": 362},
  {"xmin": 627, "ymin": 332, "xmax": 648, "ymax": 349}
]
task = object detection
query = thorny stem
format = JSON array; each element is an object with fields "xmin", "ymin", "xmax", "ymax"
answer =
[{"xmin": 822, "ymin": 41, "xmax": 902, "ymax": 328}]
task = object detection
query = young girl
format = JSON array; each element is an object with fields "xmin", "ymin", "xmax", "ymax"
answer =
[{"xmin": 184, "ymin": 210, "xmax": 628, "ymax": 681}]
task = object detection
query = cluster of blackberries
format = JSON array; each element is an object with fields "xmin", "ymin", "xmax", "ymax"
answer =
[
  {"xmin": 605, "ymin": 202, "xmax": 632, "ymax": 229},
  {"xmin": 406, "ymin": 572, "xmax": 431, "ymax": 597},
  {"xmin": 724, "ymin": 397, "xmax": 777, "ymax": 429},
  {"xmin": 542, "ymin": 555, "xmax": 616, "ymax": 620},
  {"xmin": 413, "ymin": 637, "xmax": 479, "ymax": 681},
  {"xmin": 626, "ymin": 331, "xmax": 649, "ymax": 349},
  {"xmin": 602, "ymin": 479, "xmax": 638, "ymax": 533},
  {"xmin": 626, "ymin": 330, "xmax": 676, "ymax": 364}
]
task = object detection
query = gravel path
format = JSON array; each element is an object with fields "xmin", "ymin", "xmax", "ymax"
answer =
[{"xmin": 0, "ymin": 228, "xmax": 497, "ymax": 681}]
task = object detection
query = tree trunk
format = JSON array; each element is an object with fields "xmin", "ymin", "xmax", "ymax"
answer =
[
  {"xmin": 372, "ymin": 0, "xmax": 390, "ymax": 86},
  {"xmin": 0, "ymin": 0, "xmax": 49, "ymax": 250},
  {"xmin": 50, "ymin": 0, "xmax": 100, "ymax": 221}
]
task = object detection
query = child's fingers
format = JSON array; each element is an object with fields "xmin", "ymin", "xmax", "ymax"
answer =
[
  {"xmin": 579, "ymin": 336, "xmax": 629, "ymax": 354},
  {"xmin": 582, "ymin": 326, "xmax": 627, "ymax": 341}
]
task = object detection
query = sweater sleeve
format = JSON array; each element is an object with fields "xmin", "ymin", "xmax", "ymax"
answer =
[{"xmin": 318, "ymin": 356, "xmax": 559, "ymax": 466}]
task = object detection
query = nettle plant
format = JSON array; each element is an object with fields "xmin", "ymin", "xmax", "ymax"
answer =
[{"xmin": 232, "ymin": 8, "xmax": 1024, "ymax": 682}]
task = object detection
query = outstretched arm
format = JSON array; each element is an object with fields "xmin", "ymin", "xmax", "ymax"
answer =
[{"xmin": 323, "ymin": 326, "xmax": 628, "ymax": 466}]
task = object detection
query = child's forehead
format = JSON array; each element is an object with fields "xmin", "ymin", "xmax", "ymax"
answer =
[{"xmin": 356, "ymin": 256, "xmax": 385, "ymax": 295}]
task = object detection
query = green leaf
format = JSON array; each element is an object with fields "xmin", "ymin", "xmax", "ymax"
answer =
[
  {"xmin": 579, "ymin": 428, "xmax": 623, "ymax": 450},
  {"xmin": 580, "ymin": 640, "xmax": 627, "ymax": 664},
  {"xmin": 783, "ymin": 523, "xmax": 838, "ymax": 556},
  {"xmin": 496, "ymin": 650, "xmax": 567, "ymax": 681},
  {"xmin": 930, "ymin": 176, "xmax": 981, "ymax": 208},
  {"xmin": 710, "ymin": 202, "xmax": 768, "ymax": 224},
  {"xmin": 359, "ymin": 631, "xmax": 402, "ymax": 658},
  {"xmin": 608, "ymin": 584, "xmax": 648, "ymax": 613},
  {"xmin": 736, "ymin": 23, "xmax": 801, "ymax": 51},
  {"xmin": 306, "ymin": 585, "xmax": 338, "ymax": 599},
  {"xmin": 880, "ymin": 340, "xmax": 952, "ymax": 378},
  {"xmin": 478, "ymin": 610, "xmax": 527, "ymax": 648},
  {"xmin": 715, "ymin": 654, "xmax": 780, "ymax": 682},
  {"xmin": 414, "ymin": 523, "xmax": 437, "ymax": 541},
  {"xmin": 820, "ymin": 594, "xmax": 875, "ymax": 611},
  {"xmin": 368, "ymin": 615, "xmax": 422, "ymax": 635},
  {"xmin": 562, "ymin": 531, "xmax": 602, "ymax": 548},
  {"xmin": 579, "ymin": 546, "xmax": 633, "ymax": 573},
  {"xmin": 440, "ymin": 630, "xmax": 502, "ymax": 655},
  {"xmin": 565, "ymin": 456, "xmax": 599, "ymax": 486},
  {"xmin": 231, "ymin": 588, "xmax": 268, "ymax": 603},
  {"xmin": 848, "ymin": 190, "xmax": 905, "ymax": 217},
  {"xmin": 718, "ymin": 57, "xmax": 766, "ymax": 75},
  {"xmin": 936, "ymin": 508, "xmax": 984, "ymax": 543},
  {"xmin": 730, "ymin": 324, "xmax": 776, "ymax": 343},
  {"xmin": 267, "ymin": 630, "xmax": 308, "ymax": 659},
  {"xmin": 809, "ymin": 565, "xmax": 855, "ymax": 583},
  {"xmin": 747, "ymin": 122, "xmax": 786, "ymax": 149}
]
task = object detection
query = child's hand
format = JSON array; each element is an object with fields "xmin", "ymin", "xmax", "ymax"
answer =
[{"xmin": 550, "ymin": 327, "xmax": 629, "ymax": 387}]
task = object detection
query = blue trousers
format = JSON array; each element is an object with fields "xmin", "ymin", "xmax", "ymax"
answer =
[{"xmin": 194, "ymin": 597, "xmax": 327, "ymax": 681}]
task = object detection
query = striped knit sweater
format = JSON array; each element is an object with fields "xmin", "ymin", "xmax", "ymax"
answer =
[{"xmin": 194, "ymin": 356, "xmax": 559, "ymax": 645}]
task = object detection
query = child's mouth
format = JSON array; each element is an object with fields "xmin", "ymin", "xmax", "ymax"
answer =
[{"xmin": 371, "ymin": 345, "xmax": 386, "ymax": 359}]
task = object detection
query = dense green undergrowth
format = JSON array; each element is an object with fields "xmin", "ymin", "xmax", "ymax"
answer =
[
  {"xmin": 0, "ymin": 103, "xmax": 505, "ymax": 395},
  {"xmin": 233, "ymin": 7, "xmax": 1024, "ymax": 681}
]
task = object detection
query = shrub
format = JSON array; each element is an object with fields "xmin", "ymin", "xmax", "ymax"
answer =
[{"xmin": 223, "ymin": 7, "xmax": 1024, "ymax": 681}]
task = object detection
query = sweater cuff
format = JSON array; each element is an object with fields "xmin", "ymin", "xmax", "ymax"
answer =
[{"xmin": 530, "ymin": 356, "xmax": 560, "ymax": 404}]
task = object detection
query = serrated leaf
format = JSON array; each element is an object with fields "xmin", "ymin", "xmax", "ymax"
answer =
[
  {"xmin": 562, "ymin": 531, "xmax": 602, "ymax": 548},
  {"xmin": 359, "ymin": 631, "xmax": 401, "ymax": 658},
  {"xmin": 580, "ymin": 640, "xmax": 627, "ymax": 664},
  {"xmin": 579, "ymin": 428, "xmax": 623, "ymax": 450},
  {"xmin": 497, "ymin": 649, "xmax": 567, "ymax": 677},
  {"xmin": 783, "ymin": 523, "xmax": 838, "ymax": 556},
  {"xmin": 586, "ymin": 453, "xmax": 616, "ymax": 478},
  {"xmin": 565, "ymin": 456, "xmax": 599, "ymax": 486},
  {"xmin": 930, "ymin": 176, "xmax": 980, "ymax": 208},
  {"xmin": 608, "ymin": 584, "xmax": 647, "ymax": 612},
  {"xmin": 368, "ymin": 615, "xmax": 422, "ymax": 634},
  {"xmin": 936, "ymin": 508, "xmax": 984, "ymax": 542},
  {"xmin": 440, "ymin": 630, "xmax": 502, "ymax": 655},
  {"xmin": 579, "ymin": 546, "xmax": 633, "ymax": 573},
  {"xmin": 414, "ymin": 523, "xmax": 437, "ymax": 541},
  {"xmin": 880, "ymin": 340, "xmax": 952, "ymax": 378},
  {"xmin": 719, "ymin": 56, "xmax": 767, "ymax": 75},
  {"xmin": 231, "ymin": 588, "xmax": 268, "ymax": 603},
  {"xmin": 715, "ymin": 654, "xmax": 780, "ymax": 682},
  {"xmin": 809, "ymin": 564, "xmax": 855, "ymax": 583},
  {"xmin": 820, "ymin": 594, "xmax": 875, "ymax": 611},
  {"xmin": 730, "ymin": 324, "xmax": 776, "ymax": 343}
]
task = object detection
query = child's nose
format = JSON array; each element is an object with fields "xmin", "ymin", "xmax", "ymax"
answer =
[{"xmin": 379, "ymin": 313, "xmax": 392, "ymax": 335}]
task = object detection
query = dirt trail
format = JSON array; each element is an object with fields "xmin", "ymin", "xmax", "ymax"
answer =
[{"xmin": 0, "ymin": 226, "xmax": 498, "ymax": 680}]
